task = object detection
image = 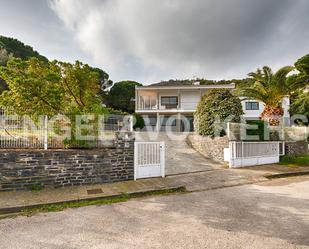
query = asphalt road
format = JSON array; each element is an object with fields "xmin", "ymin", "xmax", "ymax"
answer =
[{"xmin": 0, "ymin": 176, "xmax": 309, "ymax": 249}]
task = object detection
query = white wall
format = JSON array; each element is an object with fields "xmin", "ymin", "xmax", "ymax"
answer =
[
  {"xmin": 241, "ymin": 96, "xmax": 290, "ymax": 123},
  {"xmin": 241, "ymin": 99, "xmax": 265, "ymax": 119},
  {"xmin": 137, "ymin": 90, "xmax": 290, "ymax": 125},
  {"xmin": 180, "ymin": 91, "xmax": 200, "ymax": 110}
]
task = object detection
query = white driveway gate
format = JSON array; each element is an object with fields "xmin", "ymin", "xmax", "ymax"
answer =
[
  {"xmin": 228, "ymin": 141, "xmax": 284, "ymax": 168},
  {"xmin": 134, "ymin": 142, "xmax": 165, "ymax": 180}
]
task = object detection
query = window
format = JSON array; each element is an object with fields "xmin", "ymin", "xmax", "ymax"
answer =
[
  {"xmin": 161, "ymin": 96, "xmax": 178, "ymax": 109},
  {"xmin": 245, "ymin": 102, "xmax": 259, "ymax": 110},
  {"xmin": 161, "ymin": 116, "xmax": 176, "ymax": 126}
]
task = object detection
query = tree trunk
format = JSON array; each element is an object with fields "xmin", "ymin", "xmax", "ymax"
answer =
[{"xmin": 261, "ymin": 106, "xmax": 284, "ymax": 126}]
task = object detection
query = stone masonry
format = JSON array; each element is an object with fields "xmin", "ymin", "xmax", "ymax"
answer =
[
  {"xmin": 187, "ymin": 134, "xmax": 229, "ymax": 162},
  {"xmin": 285, "ymin": 141, "xmax": 308, "ymax": 156},
  {"xmin": 0, "ymin": 132, "xmax": 134, "ymax": 191}
]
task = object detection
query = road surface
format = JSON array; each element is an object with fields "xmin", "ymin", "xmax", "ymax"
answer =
[{"xmin": 0, "ymin": 176, "xmax": 309, "ymax": 249}]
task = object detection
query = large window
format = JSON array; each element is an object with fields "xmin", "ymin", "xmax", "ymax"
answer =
[
  {"xmin": 161, "ymin": 96, "xmax": 178, "ymax": 109},
  {"xmin": 245, "ymin": 102, "xmax": 259, "ymax": 110}
]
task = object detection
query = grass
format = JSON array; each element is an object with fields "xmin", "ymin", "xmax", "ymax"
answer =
[
  {"xmin": 279, "ymin": 154, "xmax": 309, "ymax": 167},
  {"xmin": 18, "ymin": 187, "xmax": 186, "ymax": 217},
  {"xmin": 27, "ymin": 184, "xmax": 44, "ymax": 192}
]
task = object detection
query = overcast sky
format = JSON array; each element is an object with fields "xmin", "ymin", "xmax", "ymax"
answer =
[{"xmin": 0, "ymin": 0, "xmax": 308, "ymax": 84}]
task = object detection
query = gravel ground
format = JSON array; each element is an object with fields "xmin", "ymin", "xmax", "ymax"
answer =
[{"xmin": 0, "ymin": 176, "xmax": 309, "ymax": 249}]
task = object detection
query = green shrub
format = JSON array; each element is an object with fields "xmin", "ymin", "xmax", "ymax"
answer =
[
  {"xmin": 194, "ymin": 89, "xmax": 244, "ymax": 137},
  {"xmin": 133, "ymin": 113, "xmax": 145, "ymax": 130},
  {"xmin": 245, "ymin": 120, "xmax": 268, "ymax": 141}
]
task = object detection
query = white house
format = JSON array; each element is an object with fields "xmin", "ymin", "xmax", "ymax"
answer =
[{"xmin": 135, "ymin": 81, "xmax": 290, "ymax": 132}]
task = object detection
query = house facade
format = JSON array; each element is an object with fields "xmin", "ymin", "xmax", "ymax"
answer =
[{"xmin": 135, "ymin": 82, "xmax": 290, "ymax": 132}]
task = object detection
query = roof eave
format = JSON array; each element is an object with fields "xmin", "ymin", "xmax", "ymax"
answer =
[{"xmin": 135, "ymin": 83, "xmax": 236, "ymax": 90}]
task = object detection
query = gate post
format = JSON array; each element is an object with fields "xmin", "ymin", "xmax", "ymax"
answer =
[
  {"xmin": 43, "ymin": 115, "xmax": 48, "ymax": 150},
  {"xmin": 134, "ymin": 142, "xmax": 138, "ymax": 181},
  {"xmin": 160, "ymin": 142, "xmax": 165, "ymax": 178}
]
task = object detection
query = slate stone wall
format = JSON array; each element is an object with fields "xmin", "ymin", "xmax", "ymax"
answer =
[
  {"xmin": 0, "ymin": 132, "xmax": 134, "ymax": 191},
  {"xmin": 187, "ymin": 134, "xmax": 229, "ymax": 162},
  {"xmin": 285, "ymin": 141, "xmax": 308, "ymax": 156}
]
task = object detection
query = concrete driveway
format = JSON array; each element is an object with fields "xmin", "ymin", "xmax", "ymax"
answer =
[
  {"xmin": 1, "ymin": 176, "xmax": 309, "ymax": 249},
  {"xmin": 136, "ymin": 132, "xmax": 224, "ymax": 175}
]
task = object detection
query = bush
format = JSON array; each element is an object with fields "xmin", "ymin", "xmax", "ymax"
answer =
[
  {"xmin": 133, "ymin": 113, "xmax": 145, "ymax": 130},
  {"xmin": 194, "ymin": 89, "xmax": 243, "ymax": 137},
  {"xmin": 245, "ymin": 120, "xmax": 268, "ymax": 141}
]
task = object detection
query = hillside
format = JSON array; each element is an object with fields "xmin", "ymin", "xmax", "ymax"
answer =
[{"xmin": 0, "ymin": 35, "xmax": 48, "ymax": 62}]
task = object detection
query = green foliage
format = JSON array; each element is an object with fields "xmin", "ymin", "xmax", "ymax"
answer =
[
  {"xmin": 199, "ymin": 78, "xmax": 253, "ymax": 89},
  {"xmin": 290, "ymin": 90, "xmax": 309, "ymax": 124},
  {"xmin": 245, "ymin": 120, "xmax": 268, "ymax": 141},
  {"xmin": 90, "ymin": 66, "xmax": 113, "ymax": 91},
  {"xmin": 0, "ymin": 48, "xmax": 13, "ymax": 66},
  {"xmin": 0, "ymin": 58, "xmax": 105, "ymax": 116},
  {"xmin": 133, "ymin": 113, "xmax": 145, "ymax": 130},
  {"xmin": 0, "ymin": 58, "xmax": 107, "ymax": 148},
  {"xmin": 294, "ymin": 54, "xmax": 309, "ymax": 85},
  {"xmin": 106, "ymin": 81, "xmax": 142, "ymax": 113},
  {"xmin": 240, "ymin": 66, "xmax": 295, "ymax": 108},
  {"xmin": 0, "ymin": 35, "xmax": 48, "ymax": 62},
  {"xmin": 20, "ymin": 187, "xmax": 185, "ymax": 216},
  {"xmin": 106, "ymin": 107, "xmax": 128, "ymax": 115},
  {"xmin": 280, "ymin": 154, "xmax": 309, "ymax": 167},
  {"xmin": 287, "ymin": 55, "xmax": 309, "ymax": 123},
  {"xmin": 0, "ymin": 58, "xmax": 63, "ymax": 116},
  {"xmin": 27, "ymin": 184, "xmax": 44, "ymax": 192},
  {"xmin": 194, "ymin": 89, "xmax": 244, "ymax": 137}
]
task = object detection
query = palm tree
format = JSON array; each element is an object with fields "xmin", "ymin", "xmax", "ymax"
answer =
[{"xmin": 240, "ymin": 66, "xmax": 295, "ymax": 126}]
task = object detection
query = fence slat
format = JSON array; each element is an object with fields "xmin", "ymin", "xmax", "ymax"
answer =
[{"xmin": 0, "ymin": 109, "xmax": 131, "ymax": 149}]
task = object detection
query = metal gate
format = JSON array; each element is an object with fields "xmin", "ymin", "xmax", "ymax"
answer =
[
  {"xmin": 134, "ymin": 142, "xmax": 165, "ymax": 180},
  {"xmin": 228, "ymin": 141, "xmax": 283, "ymax": 168}
]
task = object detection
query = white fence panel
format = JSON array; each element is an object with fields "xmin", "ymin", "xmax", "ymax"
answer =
[
  {"xmin": 0, "ymin": 109, "xmax": 133, "ymax": 149},
  {"xmin": 134, "ymin": 142, "xmax": 165, "ymax": 180},
  {"xmin": 229, "ymin": 141, "xmax": 282, "ymax": 168}
]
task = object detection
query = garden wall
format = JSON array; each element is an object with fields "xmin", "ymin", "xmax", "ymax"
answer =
[
  {"xmin": 187, "ymin": 134, "xmax": 229, "ymax": 162},
  {"xmin": 285, "ymin": 141, "xmax": 308, "ymax": 156},
  {"xmin": 0, "ymin": 132, "xmax": 134, "ymax": 192}
]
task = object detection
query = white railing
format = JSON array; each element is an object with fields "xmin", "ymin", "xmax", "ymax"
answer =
[
  {"xmin": 137, "ymin": 97, "xmax": 199, "ymax": 111},
  {"xmin": 0, "ymin": 109, "xmax": 133, "ymax": 149},
  {"xmin": 229, "ymin": 141, "xmax": 282, "ymax": 168},
  {"xmin": 230, "ymin": 141, "xmax": 280, "ymax": 159}
]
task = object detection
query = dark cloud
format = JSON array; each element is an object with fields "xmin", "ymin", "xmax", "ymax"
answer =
[
  {"xmin": 1, "ymin": 0, "xmax": 309, "ymax": 83},
  {"xmin": 0, "ymin": 0, "xmax": 93, "ymax": 64},
  {"xmin": 51, "ymin": 0, "xmax": 309, "ymax": 83}
]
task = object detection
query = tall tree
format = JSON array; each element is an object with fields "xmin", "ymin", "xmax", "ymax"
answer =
[
  {"xmin": 240, "ymin": 66, "xmax": 295, "ymax": 126},
  {"xmin": 106, "ymin": 81, "xmax": 142, "ymax": 113},
  {"xmin": 290, "ymin": 90, "xmax": 309, "ymax": 124},
  {"xmin": 289, "ymin": 54, "xmax": 309, "ymax": 123},
  {"xmin": 295, "ymin": 54, "xmax": 309, "ymax": 84},
  {"xmin": 0, "ymin": 58, "xmax": 105, "ymax": 116}
]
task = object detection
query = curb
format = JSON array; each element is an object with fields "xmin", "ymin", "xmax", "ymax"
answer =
[
  {"xmin": 265, "ymin": 171, "xmax": 309, "ymax": 179},
  {"xmin": 0, "ymin": 186, "xmax": 186, "ymax": 216}
]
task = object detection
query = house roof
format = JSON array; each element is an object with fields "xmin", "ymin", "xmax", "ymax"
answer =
[
  {"xmin": 149, "ymin": 79, "xmax": 197, "ymax": 86},
  {"xmin": 136, "ymin": 80, "xmax": 235, "ymax": 90}
]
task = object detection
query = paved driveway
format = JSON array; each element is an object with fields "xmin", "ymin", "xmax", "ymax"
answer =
[
  {"xmin": 136, "ymin": 132, "xmax": 224, "ymax": 175},
  {"xmin": 0, "ymin": 176, "xmax": 309, "ymax": 249}
]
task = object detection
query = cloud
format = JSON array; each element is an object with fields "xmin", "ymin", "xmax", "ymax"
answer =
[{"xmin": 50, "ymin": 0, "xmax": 309, "ymax": 83}]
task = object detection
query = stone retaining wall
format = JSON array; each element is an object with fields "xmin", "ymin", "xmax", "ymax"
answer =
[
  {"xmin": 285, "ymin": 141, "xmax": 308, "ymax": 156},
  {"xmin": 187, "ymin": 135, "xmax": 229, "ymax": 162},
  {"xmin": 0, "ymin": 132, "xmax": 134, "ymax": 192}
]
